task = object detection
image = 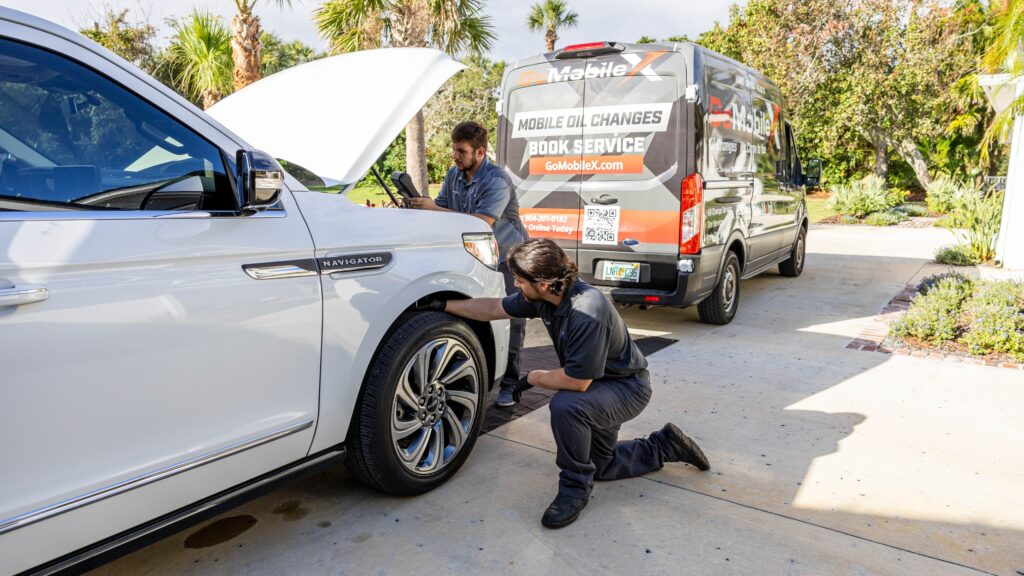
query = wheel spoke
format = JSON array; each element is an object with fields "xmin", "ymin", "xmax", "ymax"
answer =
[
  {"xmin": 438, "ymin": 358, "xmax": 477, "ymax": 387},
  {"xmin": 431, "ymin": 339, "xmax": 459, "ymax": 382},
  {"xmin": 395, "ymin": 371, "xmax": 419, "ymax": 410},
  {"xmin": 392, "ymin": 415, "xmax": 421, "ymax": 441},
  {"xmin": 446, "ymin": 389, "xmax": 477, "ymax": 422},
  {"xmin": 401, "ymin": 427, "xmax": 430, "ymax": 466},
  {"xmin": 422, "ymin": 421, "xmax": 445, "ymax": 474},
  {"xmin": 443, "ymin": 410, "xmax": 466, "ymax": 458},
  {"xmin": 413, "ymin": 345, "xmax": 433, "ymax": 394}
]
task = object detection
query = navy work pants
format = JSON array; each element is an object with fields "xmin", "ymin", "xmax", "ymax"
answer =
[
  {"xmin": 499, "ymin": 262, "xmax": 526, "ymax": 389},
  {"xmin": 549, "ymin": 371, "xmax": 677, "ymax": 499}
]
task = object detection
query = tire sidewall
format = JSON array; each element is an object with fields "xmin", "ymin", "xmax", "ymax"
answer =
[{"xmin": 356, "ymin": 312, "xmax": 487, "ymax": 494}]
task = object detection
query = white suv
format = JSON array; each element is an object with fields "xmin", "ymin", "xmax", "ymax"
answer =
[{"xmin": 0, "ymin": 8, "xmax": 508, "ymax": 575}]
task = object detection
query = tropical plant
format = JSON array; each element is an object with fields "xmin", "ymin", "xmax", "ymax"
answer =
[
  {"xmin": 527, "ymin": 0, "xmax": 579, "ymax": 52},
  {"xmin": 162, "ymin": 11, "xmax": 233, "ymax": 110},
  {"xmin": 80, "ymin": 8, "xmax": 158, "ymax": 73},
  {"xmin": 951, "ymin": 189, "xmax": 1004, "ymax": 263},
  {"xmin": 980, "ymin": 0, "xmax": 1024, "ymax": 158},
  {"xmin": 230, "ymin": 1, "xmax": 292, "ymax": 91},
  {"xmin": 935, "ymin": 244, "xmax": 977, "ymax": 266},
  {"xmin": 865, "ymin": 210, "xmax": 908, "ymax": 226},
  {"xmin": 315, "ymin": 0, "xmax": 496, "ymax": 193},
  {"xmin": 827, "ymin": 175, "xmax": 898, "ymax": 218},
  {"xmin": 260, "ymin": 32, "xmax": 319, "ymax": 76},
  {"xmin": 925, "ymin": 176, "xmax": 966, "ymax": 214}
]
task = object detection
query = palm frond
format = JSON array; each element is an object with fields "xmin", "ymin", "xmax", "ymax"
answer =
[{"xmin": 163, "ymin": 10, "xmax": 232, "ymax": 104}]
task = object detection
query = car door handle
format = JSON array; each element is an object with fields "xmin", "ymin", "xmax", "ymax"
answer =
[
  {"xmin": 0, "ymin": 284, "xmax": 49, "ymax": 307},
  {"xmin": 589, "ymin": 195, "xmax": 618, "ymax": 205},
  {"xmin": 715, "ymin": 196, "xmax": 743, "ymax": 204}
]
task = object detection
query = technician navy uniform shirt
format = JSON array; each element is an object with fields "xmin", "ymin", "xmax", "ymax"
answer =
[
  {"xmin": 436, "ymin": 157, "xmax": 527, "ymax": 262},
  {"xmin": 501, "ymin": 280, "xmax": 648, "ymax": 380}
]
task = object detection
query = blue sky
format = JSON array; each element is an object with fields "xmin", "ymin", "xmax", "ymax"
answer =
[{"xmin": 4, "ymin": 0, "xmax": 740, "ymax": 62}]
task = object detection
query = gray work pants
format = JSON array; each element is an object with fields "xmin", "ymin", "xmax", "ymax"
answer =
[
  {"xmin": 498, "ymin": 262, "xmax": 526, "ymax": 389},
  {"xmin": 548, "ymin": 371, "xmax": 677, "ymax": 499}
]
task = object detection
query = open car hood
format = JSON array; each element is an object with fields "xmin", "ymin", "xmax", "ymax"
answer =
[{"xmin": 207, "ymin": 48, "xmax": 464, "ymax": 186}]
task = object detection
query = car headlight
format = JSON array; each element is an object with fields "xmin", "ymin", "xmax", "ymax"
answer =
[{"xmin": 463, "ymin": 233, "xmax": 499, "ymax": 270}]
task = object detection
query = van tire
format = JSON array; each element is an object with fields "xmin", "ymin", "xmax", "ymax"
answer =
[
  {"xmin": 779, "ymin": 226, "xmax": 806, "ymax": 277},
  {"xmin": 345, "ymin": 312, "xmax": 487, "ymax": 495},
  {"xmin": 698, "ymin": 251, "xmax": 740, "ymax": 325}
]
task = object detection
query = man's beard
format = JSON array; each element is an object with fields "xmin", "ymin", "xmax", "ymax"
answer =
[{"xmin": 459, "ymin": 155, "xmax": 479, "ymax": 174}]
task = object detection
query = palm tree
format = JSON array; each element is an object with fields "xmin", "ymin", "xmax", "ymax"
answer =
[
  {"xmin": 527, "ymin": 0, "xmax": 578, "ymax": 53},
  {"xmin": 981, "ymin": 0, "xmax": 1024, "ymax": 154},
  {"xmin": 315, "ymin": 0, "xmax": 496, "ymax": 194},
  {"xmin": 231, "ymin": 1, "xmax": 292, "ymax": 91},
  {"xmin": 163, "ymin": 10, "xmax": 233, "ymax": 110}
]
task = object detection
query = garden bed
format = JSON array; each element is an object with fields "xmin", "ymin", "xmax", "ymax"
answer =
[{"xmin": 847, "ymin": 274, "xmax": 1024, "ymax": 370}]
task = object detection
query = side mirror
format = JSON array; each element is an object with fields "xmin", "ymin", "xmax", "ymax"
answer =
[
  {"xmin": 803, "ymin": 158, "xmax": 822, "ymax": 188},
  {"xmin": 236, "ymin": 149, "xmax": 284, "ymax": 211}
]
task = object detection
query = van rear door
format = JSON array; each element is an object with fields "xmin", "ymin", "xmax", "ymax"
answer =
[{"xmin": 500, "ymin": 67, "xmax": 585, "ymax": 261}]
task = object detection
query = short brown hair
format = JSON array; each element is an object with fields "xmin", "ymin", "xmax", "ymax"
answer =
[
  {"xmin": 507, "ymin": 238, "xmax": 579, "ymax": 296},
  {"xmin": 451, "ymin": 121, "xmax": 488, "ymax": 151}
]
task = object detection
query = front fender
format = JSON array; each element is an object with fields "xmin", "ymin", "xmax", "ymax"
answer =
[{"xmin": 307, "ymin": 243, "xmax": 507, "ymax": 454}]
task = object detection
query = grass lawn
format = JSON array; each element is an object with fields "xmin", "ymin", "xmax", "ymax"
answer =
[
  {"xmin": 308, "ymin": 183, "xmax": 442, "ymax": 207},
  {"xmin": 806, "ymin": 195, "xmax": 837, "ymax": 224}
]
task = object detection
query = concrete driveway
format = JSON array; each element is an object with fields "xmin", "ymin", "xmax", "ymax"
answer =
[{"xmin": 93, "ymin": 225, "xmax": 1024, "ymax": 576}]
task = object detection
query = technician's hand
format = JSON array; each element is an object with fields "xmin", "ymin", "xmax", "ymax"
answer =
[
  {"xmin": 408, "ymin": 197, "xmax": 438, "ymax": 210},
  {"xmin": 512, "ymin": 374, "xmax": 534, "ymax": 403},
  {"xmin": 414, "ymin": 298, "xmax": 447, "ymax": 312}
]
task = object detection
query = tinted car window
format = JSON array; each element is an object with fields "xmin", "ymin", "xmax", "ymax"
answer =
[
  {"xmin": 0, "ymin": 38, "xmax": 234, "ymax": 212},
  {"xmin": 704, "ymin": 58, "xmax": 752, "ymax": 178}
]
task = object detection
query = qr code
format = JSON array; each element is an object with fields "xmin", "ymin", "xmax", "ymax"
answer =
[{"xmin": 582, "ymin": 206, "xmax": 620, "ymax": 246}]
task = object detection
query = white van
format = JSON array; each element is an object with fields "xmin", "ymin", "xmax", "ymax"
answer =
[{"xmin": 0, "ymin": 8, "xmax": 508, "ymax": 574}]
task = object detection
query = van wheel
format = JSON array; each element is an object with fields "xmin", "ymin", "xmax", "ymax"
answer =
[
  {"xmin": 698, "ymin": 251, "xmax": 740, "ymax": 325},
  {"xmin": 779, "ymin": 227, "xmax": 806, "ymax": 277},
  {"xmin": 345, "ymin": 312, "xmax": 487, "ymax": 495}
]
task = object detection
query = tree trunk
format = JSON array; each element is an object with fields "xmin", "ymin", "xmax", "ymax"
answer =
[
  {"xmin": 546, "ymin": 29, "xmax": 557, "ymax": 52},
  {"xmin": 894, "ymin": 138, "xmax": 932, "ymax": 190},
  {"xmin": 231, "ymin": 10, "xmax": 261, "ymax": 91},
  {"xmin": 406, "ymin": 109, "xmax": 429, "ymax": 196},
  {"xmin": 202, "ymin": 90, "xmax": 222, "ymax": 110},
  {"xmin": 872, "ymin": 131, "xmax": 889, "ymax": 180}
]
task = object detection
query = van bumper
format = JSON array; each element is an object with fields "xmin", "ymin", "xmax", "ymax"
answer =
[{"xmin": 582, "ymin": 246, "xmax": 724, "ymax": 308}]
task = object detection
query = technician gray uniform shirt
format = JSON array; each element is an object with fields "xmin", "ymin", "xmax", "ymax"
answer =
[
  {"xmin": 436, "ymin": 157, "xmax": 527, "ymax": 262},
  {"xmin": 501, "ymin": 280, "xmax": 648, "ymax": 380}
]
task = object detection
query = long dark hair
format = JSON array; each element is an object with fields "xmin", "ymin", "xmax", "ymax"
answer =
[{"xmin": 507, "ymin": 238, "xmax": 579, "ymax": 296}]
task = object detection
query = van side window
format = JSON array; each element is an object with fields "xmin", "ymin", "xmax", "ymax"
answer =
[
  {"xmin": 705, "ymin": 60, "xmax": 752, "ymax": 178},
  {"xmin": 785, "ymin": 122, "xmax": 800, "ymax": 183},
  {"xmin": 749, "ymin": 79, "xmax": 784, "ymax": 180},
  {"xmin": 0, "ymin": 38, "xmax": 234, "ymax": 213}
]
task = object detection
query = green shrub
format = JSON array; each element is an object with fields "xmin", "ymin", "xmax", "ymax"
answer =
[
  {"xmin": 934, "ymin": 215, "xmax": 958, "ymax": 229},
  {"xmin": 891, "ymin": 279, "xmax": 971, "ymax": 344},
  {"xmin": 901, "ymin": 203, "xmax": 929, "ymax": 217},
  {"xmin": 961, "ymin": 282, "xmax": 1024, "ymax": 360},
  {"xmin": 916, "ymin": 272, "xmax": 972, "ymax": 295},
  {"xmin": 935, "ymin": 244, "xmax": 977, "ymax": 266},
  {"xmin": 864, "ymin": 211, "xmax": 908, "ymax": 226},
  {"xmin": 926, "ymin": 176, "xmax": 965, "ymax": 214},
  {"xmin": 886, "ymin": 187, "xmax": 909, "ymax": 208},
  {"xmin": 950, "ymin": 190, "xmax": 1003, "ymax": 264},
  {"xmin": 827, "ymin": 175, "xmax": 894, "ymax": 218}
]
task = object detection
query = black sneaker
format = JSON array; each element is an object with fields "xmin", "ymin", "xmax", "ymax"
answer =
[
  {"xmin": 541, "ymin": 494, "xmax": 588, "ymax": 529},
  {"xmin": 661, "ymin": 423, "xmax": 711, "ymax": 471}
]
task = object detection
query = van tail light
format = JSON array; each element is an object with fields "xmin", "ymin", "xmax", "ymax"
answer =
[{"xmin": 680, "ymin": 173, "xmax": 704, "ymax": 255}]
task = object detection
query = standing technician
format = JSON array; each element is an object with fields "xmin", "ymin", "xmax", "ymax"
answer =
[
  {"xmin": 420, "ymin": 238, "xmax": 711, "ymax": 528},
  {"xmin": 410, "ymin": 120, "xmax": 528, "ymax": 408}
]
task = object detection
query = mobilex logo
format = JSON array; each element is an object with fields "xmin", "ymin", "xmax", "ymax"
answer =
[{"xmin": 517, "ymin": 51, "xmax": 668, "ymax": 86}]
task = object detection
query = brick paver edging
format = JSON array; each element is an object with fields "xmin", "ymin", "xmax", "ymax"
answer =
[{"xmin": 846, "ymin": 285, "xmax": 1024, "ymax": 370}]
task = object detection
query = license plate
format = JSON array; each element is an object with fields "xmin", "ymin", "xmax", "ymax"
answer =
[{"xmin": 603, "ymin": 261, "xmax": 640, "ymax": 283}]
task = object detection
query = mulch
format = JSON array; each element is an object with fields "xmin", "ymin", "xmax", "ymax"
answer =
[{"xmin": 481, "ymin": 336, "xmax": 678, "ymax": 434}]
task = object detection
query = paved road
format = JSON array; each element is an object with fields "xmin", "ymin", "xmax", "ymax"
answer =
[{"xmin": 95, "ymin": 225, "xmax": 1024, "ymax": 576}]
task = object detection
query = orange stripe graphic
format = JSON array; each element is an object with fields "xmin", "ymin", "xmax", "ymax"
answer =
[{"xmin": 626, "ymin": 50, "xmax": 668, "ymax": 77}]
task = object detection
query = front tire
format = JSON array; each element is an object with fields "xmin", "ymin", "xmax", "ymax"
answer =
[
  {"xmin": 779, "ymin": 226, "xmax": 807, "ymax": 277},
  {"xmin": 697, "ymin": 251, "xmax": 740, "ymax": 325},
  {"xmin": 345, "ymin": 312, "xmax": 487, "ymax": 495}
]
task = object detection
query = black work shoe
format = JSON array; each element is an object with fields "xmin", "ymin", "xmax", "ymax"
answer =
[
  {"xmin": 662, "ymin": 423, "xmax": 711, "ymax": 471},
  {"xmin": 541, "ymin": 494, "xmax": 589, "ymax": 529}
]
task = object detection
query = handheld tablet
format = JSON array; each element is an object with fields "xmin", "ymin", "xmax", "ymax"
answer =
[{"xmin": 390, "ymin": 172, "xmax": 421, "ymax": 199}]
